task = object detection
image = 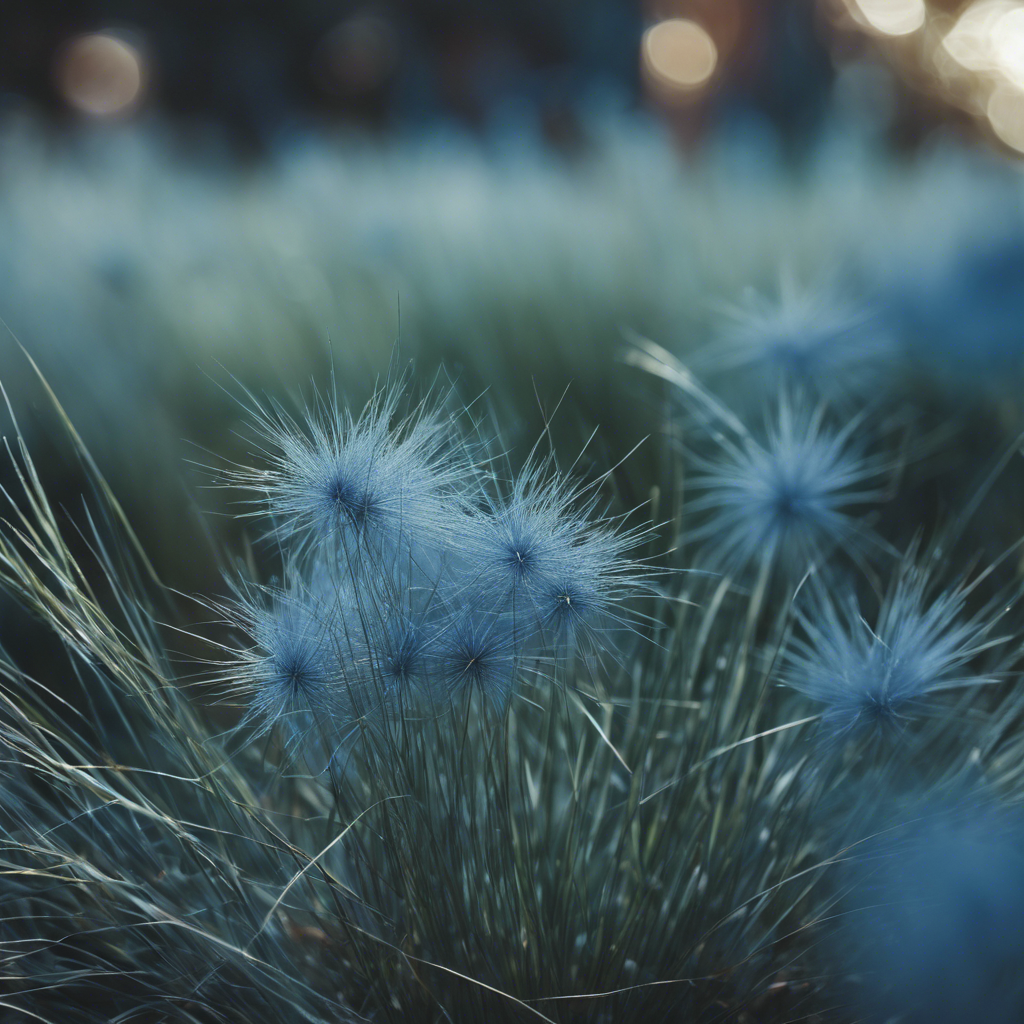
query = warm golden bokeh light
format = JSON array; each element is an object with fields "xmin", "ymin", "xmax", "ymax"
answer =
[
  {"xmin": 57, "ymin": 33, "xmax": 144, "ymax": 117},
  {"xmin": 993, "ymin": 7, "xmax": 1024, "ymax": 86},
  {"xmin": 830, "ymin": 0, "xmax": 1024, "ymax": 157},
  {"xmin": 942, "ymin": 1, "xmax": 1014, "ymax": 72},
  {"xmin": 642, "ymin": 19, "xmax": 718, "ymax": 96},
  {"xmin": 853, "ymin": 0, "xmax": 927, "ymax": 37},
  {"xmin": 988, "ymin": 81, "xmax": 1024, "ymax": 149}
]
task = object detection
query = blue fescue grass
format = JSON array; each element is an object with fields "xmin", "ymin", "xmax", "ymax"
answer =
[
  {"xmin": 6, "ymin": 124, "xmax": 1024, "ymax": 1014},
  {"xmin": 433, "ymin": 606, "xmax": 522, "ymax": 704},
  {"xmin": 207, "ymin": 372, "xmax": 661, "ymax": 776},
  {"xmin": 0, "ymin": 361, "xmax": 856, "ymax": 1023},
  {"xmin": 0, "ymin": 441, "xmax": 366, "ymax": 1022},
  {"xmin": 10, "ymin": 317, "xmax": 1024, "ymax": 1022},
  {"xmin": 625, "ymin": 338, "xmax": 901, "ymax": 586}
]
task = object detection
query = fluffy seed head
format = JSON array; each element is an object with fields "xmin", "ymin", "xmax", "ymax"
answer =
[
  {"xmin": 686, "ymin": 397, "xmax": 886, "ymax": 576},
  {"xmin": 533, "ymin": 531, "xmax": 641, "ymax": 649},
  {"xmin": 231, "ymin": 379, "xmax": 477, "ymax": 560},
  {"xmin": 465, "ymin": 473, "xmax": 585, "ymax": 601},
  {"xmin": 354, "ymin": 582, "xmax": 448, "ymax": 705},
  {"xmin": 221, "ymin": 376, "xmax": 656, "ymax": 741},
  {"xmin": 463, "ymin": 462, "xmax": 654, "ymax": 650},
  {"xmin": 436, "ymin": 609, "xmax": 521, "ymax": 705},
  {"xmin": 784, "ymin": 568, "xmax": 999, "ymax": 737},
  {"xmin": 229, "ymin": 586, "xmax": 345, "ymax": 743}
]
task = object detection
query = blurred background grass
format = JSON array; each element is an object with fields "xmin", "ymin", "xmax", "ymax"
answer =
[{"xmin": 2, "ymin": 0, "xmax": 1024, "ymax": 594}]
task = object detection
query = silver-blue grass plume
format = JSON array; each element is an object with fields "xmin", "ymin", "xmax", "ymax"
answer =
[
  {"xmin": 224, "ymin": 372, "xmax": 480, "ymax": 563},
  {"xmin": 460, "ymin": 453, "xmax": 658, "ymax": 657},
  {"xmin": 216, "ymin": 374, "xmax": 656, "ymax": 768}
]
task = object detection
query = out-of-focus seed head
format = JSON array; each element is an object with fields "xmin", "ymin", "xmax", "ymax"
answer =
[
  {"xmin": 704, "ymin": 277, "xmax": 895, "ymax": 403},
  {"xmin": 685, "ymin": 396, "xmax": 886, "ymax": 577},
  {"xmin": 843, "ymin": 796, "xmax": 1024, "ymax": 1024}
]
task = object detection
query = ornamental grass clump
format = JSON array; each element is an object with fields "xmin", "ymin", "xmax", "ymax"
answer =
[
  {"xmin": 0, "ymin": 369, "xmax": 844, "ymax": 1023},
  {"xmin": 213, "ymin": 374, "xmax": 655, "ymax": 769},
  {"xmin": 5, "ymin": 330, "xmax": 1024, "ymax": 1020}
]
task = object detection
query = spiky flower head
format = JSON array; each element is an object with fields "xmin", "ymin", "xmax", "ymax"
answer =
[
  {"xmin": 228, "ymin": 376, "xmax": 478, "ymax": 561},
  {"xmin": 217, "ymin": 583, "xmax": 350, "ymax": 764},
  {"xmin": 685, "ymin": 396, "xmax": 887, "ymax": 577},
  {"xmin": 435, "ymin": 608, "xmax": 521, "ymax": 704},
  {"xmin": 783, "ymin": 567, "xmax": 1002, "ymax": 737},
  {"xmin": 462, "ymin": 456, "xmax": 656, "ymax": 653},
  {"xmin": 217, "ymin": 375, "xmax": 656, "ymax": 757}
]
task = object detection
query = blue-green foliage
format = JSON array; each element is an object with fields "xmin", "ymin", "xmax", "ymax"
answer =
[
  {"xmin": 7, "ymin": 121, "xmax": 1024, "ymax": 1022},
  {"xmin": 644, "ymin": 278, "xmax": 1024, "ymax": 1018}
]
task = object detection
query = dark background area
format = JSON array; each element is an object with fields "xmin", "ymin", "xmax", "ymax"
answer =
[{"xmin": 0, "ymin": 1, "xmax": 837, "ymax": 155}]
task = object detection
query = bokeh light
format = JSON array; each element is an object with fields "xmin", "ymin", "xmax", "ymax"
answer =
[
  {"xmin": 987, "ymin": 81, "xmax": 1024, "ymax": 149},
  {"xmin": 642, "ymin": 19, "xmax": 718, "ymax": 97},
  {"xmin": 993, "ymin": 7, "xmax": 1024, "ymax": 86},
  {"xmin": 828, "ymin": 0, "xmax": 1024, "ymax": 157},
  {"xmin": 56, "ymin": 32, "xmax": 145, "ymax": 118},
  {"xmin": 942, "ymin": 1, "xmax": 1015, "ymax": 73},
  {"xmin": 852, "ymin": 0, "xmax": 927, "ymax": 37}
]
